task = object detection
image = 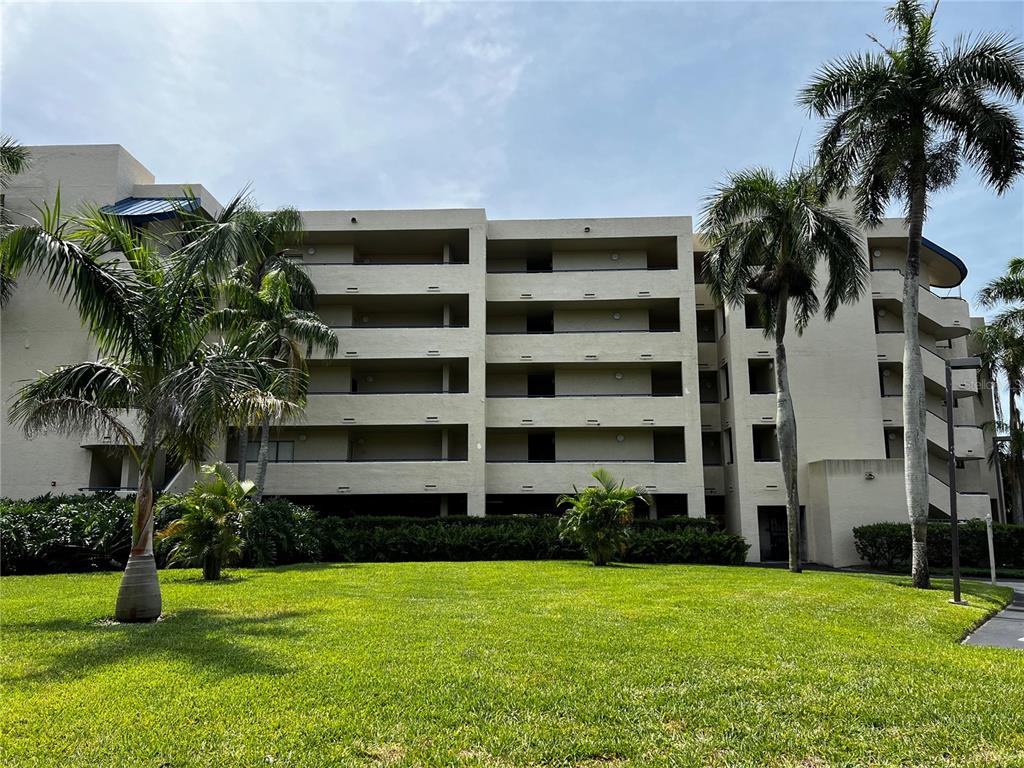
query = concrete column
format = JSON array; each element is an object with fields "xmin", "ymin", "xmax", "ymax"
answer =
[
  {"xmin": 443, "ymin": 243, "xmax": 451, "ymax": 264},
  {"xmin": 443, "ymin": 303, "xmax": 451, "ymax": 328},
  {"xmin": 440, "ymin": 496, "xmax": 449, "ymax": 517},
  {"xmin": 442, "ymin": 363, "xmax": 451, "ymax": 393},
  {"xmin": 441, "ymin": 428, "xmax": 449, "ymax": 460}
]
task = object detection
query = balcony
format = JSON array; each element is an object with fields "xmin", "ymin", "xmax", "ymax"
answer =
[
  {"xmin": 484, "ymin": 461, "xmax": 694, "ymax": 495},
  {"xmin": 870, "ymin": 269, "xmax": 971, "ymax": 339},
  {"xmin": 927, "ymin": 474, "xmax": 991, "ymax": 520},
  {"xmin": 485, "ymin": 269, "xmax": 679, "ymax": 303},
  {"xmin": 485, "ymin": 395, "xmax": 687, "ymax": 428},
  {"xmin": 304, "ymin": 392, "xmax": 474, "ymax": 426},
  {"xmin": 312, "ymin": 326, "xmax": 476, "ymax": 360},
  {"xmin": 875, "ymin": 333, "xmax": 978, "ymax": 398},
  {"xmin": 879, "ymin": 399, "xmax": 986, "ymax": 461},
  {"xmin": 249, "ymin": 460, "xmax": 473, "ymax": 496},
  {"xmin": 305, "ymin": 263, "xmax": 473, "ymax": 297},
  {"xmin": 486, "ymin": 330, "xmax": 685, "ymax": 364}
]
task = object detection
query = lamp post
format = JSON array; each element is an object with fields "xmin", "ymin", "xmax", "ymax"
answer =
[{"xmin": 945, "ymin": 356, "xmax": 983, "ymax": 605}]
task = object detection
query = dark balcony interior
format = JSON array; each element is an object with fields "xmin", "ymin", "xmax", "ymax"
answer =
[
  {"xmin": 318, "ymin": 294, "xmax": 469, "ymax": 328},
  {"xmin": 702, "ymin": 432, "xmax": 723, "ymax": 466},
  {"xmin": 699, "ymin": 371, "xmax": 720, "ymax": 403},
  {"xmin": 486, "ymin": 427, "xmax": 685, "ymax": 463},
  {"xmin": 486, "ymin": 235, "xmax": 678, "ymax": 273},
  {"xmin": 745, "ymin": 295, "xmax": 766, "ymax": 329},
  {"xmin": 485, "ymin": 492, "xmax": 687, "ymax": 518},
  {"xmin": 748, "ymin": 359, "xmax": 776, "ymax": 395},
  {"xmin": 752, "ymin": 424, "xmax": 780, "ymax": 462},
  {"xmin": 486, "ymin": 362, "xmax": 684, "ymax": 398},
  {"xmin": 227, "ymin": 425, "xmax": 469, "ymax": 463},
  {"xmin": 486, "ymin": 298, "xmax": 680, "ymax": 334},
  {"xmin": 696, "ymin": 309, "xmax": 717, "ymax": 342},
  {"xmin": 281, "ymin": 493, "xmax": 468, "ymax": 517},
  {"xmin": 296, "ymin": 228, "xmax": 470, "ymax": 265},
  {"xmin": 308, "ymin": 358, "xmax": 469, "ymax": 395}
]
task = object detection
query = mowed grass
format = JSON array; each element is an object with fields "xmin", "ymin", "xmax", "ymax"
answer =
[{"xmin": 1, "ymin": 563, "xmax": 1021, "ymax": 768}]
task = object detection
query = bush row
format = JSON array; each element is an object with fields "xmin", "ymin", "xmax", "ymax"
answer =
[
  {"xmin": 0, "ymin": 495, "xmax": 748, "ymax": 574},
  {"xmin": 853, "ymin": 520, "xmax": 1024, "ymax": 570}
]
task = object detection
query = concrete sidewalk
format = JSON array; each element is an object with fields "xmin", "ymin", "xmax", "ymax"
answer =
[{"xmin": 963, "ymin": 580, "xmax": 1024, "ymax": 650}]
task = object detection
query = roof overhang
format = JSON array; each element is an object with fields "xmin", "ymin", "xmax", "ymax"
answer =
[{"xmin": 921, "ymin": 237, "xmax": 968, "ymax": 289}]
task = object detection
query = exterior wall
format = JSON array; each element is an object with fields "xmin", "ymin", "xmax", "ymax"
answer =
[{"xmin": 0, "ymin": 144, "xmax": 999, "ymax": 567}]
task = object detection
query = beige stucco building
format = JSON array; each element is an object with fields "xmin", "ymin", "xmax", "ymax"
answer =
[{"xmin": 0, "ymin": 145, "xmax": 1002, "ymax": 567}]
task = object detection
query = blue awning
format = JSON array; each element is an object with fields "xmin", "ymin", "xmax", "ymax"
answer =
[
  {"xmin": 921, "ymin": 236, "xmax": 968, "ymax": 288},
  {"xmin": 100, "ymin": 196, "xmax": 200, "ymax": 223}
]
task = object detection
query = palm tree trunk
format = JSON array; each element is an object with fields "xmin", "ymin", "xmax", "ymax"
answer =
[
  {"xmin": 114, "ymin": 448, "xmax": 162, "ymax": 622},
  {"xmin": 903, "ymin": 153, "xmax": 931, "ymax": 589},
  {"xmin": 254, "ymin": 418, "xmax": 271, "ymax": 503},
  {"xmin": 773, "ymin": 286, "xmax": 801, "ymax": 573},
  {"xmin": 1009, "ymin": 388, "xmax": 1024, "ymax": 525},
  {"xmin": 236, "ymin": 425, "xmax": 249, "ymax": 481}
]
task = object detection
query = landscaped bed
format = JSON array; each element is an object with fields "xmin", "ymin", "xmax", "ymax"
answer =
[{"xmin": 1, "ymin": 563, "xmax": 1020, "ymax": 767}]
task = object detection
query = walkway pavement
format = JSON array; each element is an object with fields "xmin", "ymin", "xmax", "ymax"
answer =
[{"xmin": 963, "ymin": 580, "xmax": 1024, "ymax": 650}]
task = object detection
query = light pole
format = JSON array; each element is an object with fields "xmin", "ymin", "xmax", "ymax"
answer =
[{"xmin": 945, "ymin": 356, "xmax": 983, "ymax": 605}]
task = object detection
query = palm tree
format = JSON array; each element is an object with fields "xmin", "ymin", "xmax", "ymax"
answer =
[
  {"xmin": 157, "ymin": 463, "xmax": 255, "ymax": 581},
  {"xmin": 2, "ymin": 192, "xmax": 304, "ymax": 621},
  {"xmin": 701, "ymin": 166, "xmax": 867, "ymax": 572},
  {"xmin": 799, "ymin": 0, "xmax": 1024, "ymax": 588},
  {"xmin": 0, "ymin": 136, "xmax": 32, "ymax": 306},
  {"xmin": 975, "ymin": 323, "xmax": 1024, "ymax": 525},
  {"xmin": 557, "ymin": 468, "xmax": 651, "ymax": 566},
  {"xmin": 216, "ymin": 267, "xmax": 337, "ymax": 501},
  {"xmin": 979, "ymin": 257, "xmax": 1024, "ymax": 331},
  {"xmin": 227, "ymin": 207, "xmax": 316, "ymax": 483}
]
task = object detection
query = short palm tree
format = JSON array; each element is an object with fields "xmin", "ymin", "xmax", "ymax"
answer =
[
  {"xmin": 979, "ymin": 257, "xmax": 1024, "ymax": 332},
  {"xmin": 974, "ymin": 318, "xmax": 1024, "ymax": 526},
  {"xmin": 0, "ymin": 135, "xmax": 32, "ymax": 305},
  {"xmin": 557, "ymin": 468, "xmax": 651, "ymax": 566},
  {"xmin": 701, "ymin": 166, "xmax": 867, "ymax": 572},
  {"xmin": 2, "ymin": 193, "xmax": 304, "ymax": 621},
  {"xmin": 799, "ymin": 0, "xmax": 1024, "ymax": 588},
  {"xmin": 157, "ymin": 463, "xmax": 255, "ymax": 581}
]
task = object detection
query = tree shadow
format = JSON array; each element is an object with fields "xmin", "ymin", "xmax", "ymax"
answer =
[{"xmin": 6, "ymin": 609, "xmax": 310, "ymax": 685}]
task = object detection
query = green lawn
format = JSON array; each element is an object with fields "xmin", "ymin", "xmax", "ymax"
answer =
[{"xmin": 1, "ymin": 563, "xmax": 1021, "ymax": 767}]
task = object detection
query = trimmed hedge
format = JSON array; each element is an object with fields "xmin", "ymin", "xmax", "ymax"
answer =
[
  {"xmin": 853, "ymin": 520, "xmax": 1024, "ymax": 571},
  {"xmin": 1, "ymin": 495, "xmax": 749, "ymax": 574}
]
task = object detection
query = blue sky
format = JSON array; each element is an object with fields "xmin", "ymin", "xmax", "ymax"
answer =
[{"xmin": 2, "ymin": 1, "xmax": 1021, "ymax": 305}]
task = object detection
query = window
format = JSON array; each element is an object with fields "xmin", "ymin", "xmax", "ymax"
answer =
[
  {"xmin": 752, "ymin": 425, "xmax": 779, "ymax": 462},
  {"xmin": 745, "ymin": 295, "xmax": 766, "ymax": 329},
  {"xmin": 721, "ymin": 364, "xmax": 731, "ymax": 400},
  {"xmin": 527, "ymin": 432, "xmax": 556, "ymax": 462},
  {"xmin": 244, "ymin": 440, "xmax": 295, "ymax": 463},
  {"xmin": 653, "ymin": 429, "xmax": 686, "ymax": 462},
  {"xmin": 694, "ymin": 253, "xmax": 707, "ymax": 283},
  {"xmin": 723, "ymin": 428, "xmax": 734, "ymax": 465},
  {"xmin": 717, "ymin": 306, "xmax": 727, "ymax": 338},
  {"xmin": 748, "ymin": 359, "xmax": 775, "ymax": 394}
]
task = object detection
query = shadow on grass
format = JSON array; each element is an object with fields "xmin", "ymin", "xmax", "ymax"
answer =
[{"xmin": 7, "ymin": 609, "xmax": 309, "ymax": 684}]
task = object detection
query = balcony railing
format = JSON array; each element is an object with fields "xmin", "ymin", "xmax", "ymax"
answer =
[{"xmin": 485, "ymin": 328, "xmax": 678, "ymax": 335}]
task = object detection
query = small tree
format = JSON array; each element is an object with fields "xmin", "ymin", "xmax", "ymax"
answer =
[
  {"xmin": 557, "ymin": 468, "xmax": 650, "ymax": 566},
  {"xmin": 157, "ymin": 464, "xmax": 254, "ymax": 581}
]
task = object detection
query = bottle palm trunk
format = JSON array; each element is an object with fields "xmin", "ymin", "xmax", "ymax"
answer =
[
  {"xmin": 773, "ymin": 286, "xmax": 802, "ymax": 573},
  {"xmin": 1009, "ymin": 388, "xmax": 1024, "ymax": 525},
  {"xmin": 114, "ymin": 457, "xmax": 162, "ymax": 622}
]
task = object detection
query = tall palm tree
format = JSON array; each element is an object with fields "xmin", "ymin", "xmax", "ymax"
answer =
[
  {"xmin": 977, "ymin": 259, "xmax": 1024, "ymax": 524},
  {"xmin": 2, "ymin": 192, "xmax": 304, "ymax": 621},
  {"xmin": 0, "ymin": 135, "xmax": 32, "ymax": 306},
  {"xmin": 228, "ymin": 207, "xmax": 315, "ymax": 481},
  {"xmin": 701, "ymin": 166, "xmax": 867, "ymax": 572},
  {"xmin": 799, "ymin": 0, "xmax": 1024, "ymax": 588},
  {"xmin": 216, "ymin": 267, "xmax": 337, "ymax": 501}
]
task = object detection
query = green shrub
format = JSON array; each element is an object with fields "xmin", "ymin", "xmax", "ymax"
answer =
[
  {"xmin": 1, "ymin": 492, "xmax": 748, "ymax": 572},
  {"xmin": 241, "ymin": 498, "xmax": 321, "ymax": 567},
  {"xmin": 853, "ymin": 520, "xmax": 1024, "ymax": 570},
  {"xmin": 0, "ymin": 494, "xmax": 135, "ymax": 574}
]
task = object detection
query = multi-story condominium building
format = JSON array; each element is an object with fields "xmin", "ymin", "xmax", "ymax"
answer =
[{"xmin": 0, "ymin": 145, "xmax": 1002, "ymax": 567}]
